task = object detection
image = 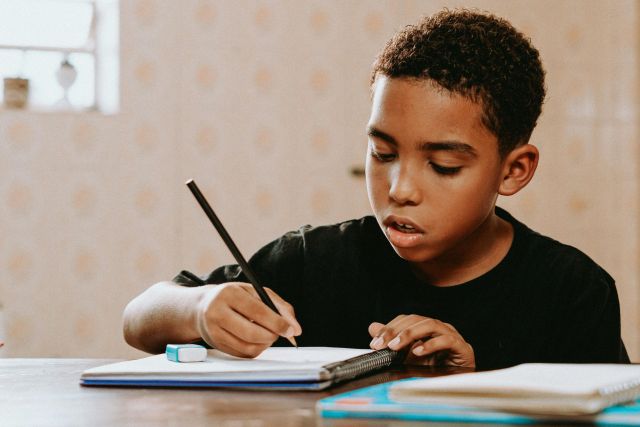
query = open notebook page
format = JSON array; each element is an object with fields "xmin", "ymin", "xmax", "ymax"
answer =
[{"xmin": 82, "ymin": 347, "xmax": 372, "ymax": 377}]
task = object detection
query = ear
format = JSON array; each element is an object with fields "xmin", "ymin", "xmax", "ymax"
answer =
[{"xmin": 498, "ymin": 144, "xmax": 539, "ymax": 196}]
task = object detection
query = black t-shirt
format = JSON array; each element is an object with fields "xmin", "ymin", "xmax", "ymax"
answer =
[{"xmin": 175, "ymin": 207, "xmax": 629, "ymax": 369}]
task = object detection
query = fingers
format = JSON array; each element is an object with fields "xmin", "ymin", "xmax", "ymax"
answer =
[
  {"xmin": 370, "ymin": 315, "xmax": 454, "ymax": 350},
  {"xmin": 197, "ymin": 283, "xmax": 301, "ymax": 358},
  {"xmin": 409, "ymin": 335, "xmax": 475, "ymax": 368},
  {"xmin": 368, "ymin": 322, "xmax": 385, "ymax": 338},
  {"xmin": 414, "ymin": 334, "xmax": 473, "ymax": 358},
  {"xmin": 204, "ymin": 320, "xmax": 272, "ymax": 358},
  {"xmin": 233, "ymin": 285, "xmax": 294, "ymax": 337},
  {"xmin": 198, "ymin": 291, "xmax": 279, "ymax": 355},
  {"xmin": 264, "ymin": 287, "xmax": 302, "ymax": 336},
  {"xmin": 368, "ymin": 314, "xmax": 475, "ymax": 367}
]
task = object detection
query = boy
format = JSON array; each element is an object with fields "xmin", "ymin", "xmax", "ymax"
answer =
[{"xmin": 123, "ymin": 9, "xmax": 629, "ymax": 369}]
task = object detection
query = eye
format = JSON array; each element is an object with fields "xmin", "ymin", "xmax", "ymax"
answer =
[
  {"xmin": 430, "ymin": 162, "xmax": 462, "ymax": 176},
  {"xmin": 370, "ymin": 150, "xmax": 396, "ymax": 162}
]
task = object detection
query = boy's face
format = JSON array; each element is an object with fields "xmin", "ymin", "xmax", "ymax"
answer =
[{"xmin": 366, "ymin": 76, "xmax": 506, "ymax": 265}]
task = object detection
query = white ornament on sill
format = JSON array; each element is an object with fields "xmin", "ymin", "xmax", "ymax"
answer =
[{"xmin": 55, "ymin": 57, "xmax": 78, "ymax": 108}]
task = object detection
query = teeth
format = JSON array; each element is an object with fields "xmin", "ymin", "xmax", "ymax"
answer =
[{"xmin": 396, "ymin": 222, "xmax": 415, "ymax": 230}]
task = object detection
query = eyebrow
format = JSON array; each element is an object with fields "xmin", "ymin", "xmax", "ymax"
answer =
[{"xmin": 366, "ymin": 126, "xmax": 478, "ymax": 157}]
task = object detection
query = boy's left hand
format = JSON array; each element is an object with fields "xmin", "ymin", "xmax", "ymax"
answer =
[{"xmin": 368, "ymin": 315, "xmax": 475, "ymax": 368}]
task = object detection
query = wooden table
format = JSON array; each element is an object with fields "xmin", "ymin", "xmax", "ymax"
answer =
[{"xmin": 0, "ymin": 358, "xmax": 476, "ymax": 426}]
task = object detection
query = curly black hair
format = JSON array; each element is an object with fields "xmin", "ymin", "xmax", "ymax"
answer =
[{"xmin": 371, "ymin": 9, "xmax": 546, "ymax": 156}]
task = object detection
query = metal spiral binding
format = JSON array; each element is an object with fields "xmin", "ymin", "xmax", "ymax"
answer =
[
  {"xmin": 324, "ymin": 349, "xmax": 400, "ymax": 384},
  {"xmin": 599, "ymin": 378, "xmax": 640, "ymax": 407}
]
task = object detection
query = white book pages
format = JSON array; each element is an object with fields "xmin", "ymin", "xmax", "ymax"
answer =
[
  {"xmin": 391, "ymin": 363, "xmax": 640, "ymax": 415},
  {"xmin": 82, "ymin": 347, "xmax": 372, "ymax": 381}
]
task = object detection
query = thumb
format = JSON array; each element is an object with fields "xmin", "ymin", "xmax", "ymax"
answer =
[
  {"xmin": 265, "ymin": 287, "xmax": 302, "ymax": 336},
  {"xmin": 368, "ymin": 322, "xmax": 385, "ymax": 337}
]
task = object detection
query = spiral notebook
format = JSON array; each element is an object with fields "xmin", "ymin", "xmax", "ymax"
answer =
[
  {"xmin": 390, "ymin": 363, "xmax": 640, "ymax": 416},
  {"xmin": 80, "ymin": 347, "xmax": 399, "ymax": 390},
  {"xmin": 318, "ymin": 379, "xmax": 640, "ymax": 425}
]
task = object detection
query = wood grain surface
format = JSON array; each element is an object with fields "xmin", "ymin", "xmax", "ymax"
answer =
[{"xmin": 0, "ymin": 358, "xmax": 473, "ymax": 427}]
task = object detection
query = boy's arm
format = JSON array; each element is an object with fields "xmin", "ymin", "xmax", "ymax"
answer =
[
  {"xmin": 122, "ymin": 280, "xmax": 301, "ymax": 356},
  {"xmin": 123, "ymin": 227, "xmax": 306, "ymax": 356},
  {"xmin": 122, "ymin": 281, "xmax": 209, "ymax": 354},
  {"xmin": 562, "ymin": 282, "xmax": 629, "ymax": 363},
  {"xmin": 548, "ymin": 262, "xmax": 629, "ymax": 363}
]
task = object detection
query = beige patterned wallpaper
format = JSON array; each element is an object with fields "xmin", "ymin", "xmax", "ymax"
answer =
[{"xmin": 1, "ymin": 0, "xmax": 638, "ymax": 360}]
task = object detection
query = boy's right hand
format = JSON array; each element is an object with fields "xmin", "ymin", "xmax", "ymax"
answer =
[{"xmin": 194, "ymin": 282, "xmax": 302, "ymax": 358}]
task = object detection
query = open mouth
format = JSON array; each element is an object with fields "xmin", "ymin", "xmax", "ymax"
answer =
[
  {"xmin": 393, "ymin": 222, "xmax": 419, "ymax": 234},
  {"xmin": 385, "ymin": 220, "xmax": 425, "ymax": 248}
]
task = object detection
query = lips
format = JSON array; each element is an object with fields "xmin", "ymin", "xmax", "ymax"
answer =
[
  {"xmin": 383, "ymin": 215, "xmax": 425, "ymax": 233},
  {"xmin": 383, "ymin": 215, "xmax": 425, "ymax": 248}
]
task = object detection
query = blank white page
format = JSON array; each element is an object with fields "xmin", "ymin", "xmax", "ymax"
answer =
[
  {"xmin": 393, "ymin": 363, "xmax": 640, "ymax": 396},
  {"xmin": 83, "ymin": 347, "xmax": 371, "ymax": 376}
]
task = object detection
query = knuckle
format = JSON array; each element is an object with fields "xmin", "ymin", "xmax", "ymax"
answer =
[
  {"xmin": 377, "ymin": 328, "xmax": 392, "ymax": 339},
  {"xmin": 277, "ymin": 315, "xmax": 290, "ymax": 327},
  {"xmin": 444, "ymin": 322, "xmax": 458, "ymax": 333},
  {"xmin": 250, "ymin": 328, "xmax": 277, "ymax": 344},
  {"xmin": 423, "ymin": 318, "xmax": 438, "ymax": 329},
  {"xmin": 396, "ymin": 329, "xmax": 412, "ymax": 341},
  {"xmin": 389, "ymin": 314, "xmax": 405, "ymax": 324},
  {"xmin": 216, "ymin": 284, "xmax": 240, "ymax": 302},
  {"xmin": 243, "ymin": 344, "xmax": 267, "ymax": 358},
  {"xmin": 230, "ymin": 283, "xmax": 249, "ymax": 295},
  {"xmin": 243, "ymin": 329, "xmax": 262, "ymax": 343},
  {"xmin": 442, "ymin": 335, "xmax": 455, "ymax": 347},
  {"xmin": 234, "ymin": 282, "xmax": 254, "ymax": 296}
]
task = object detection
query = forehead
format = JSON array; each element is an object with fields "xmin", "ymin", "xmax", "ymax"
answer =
[{"xmin": 369, "ymin": 76, "xmax": 496, "ymax": 149}]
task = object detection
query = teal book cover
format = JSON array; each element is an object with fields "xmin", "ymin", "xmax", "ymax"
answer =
[{"xmin": 317, "ymin": 378, "xmax": 640, "ymax": 425}]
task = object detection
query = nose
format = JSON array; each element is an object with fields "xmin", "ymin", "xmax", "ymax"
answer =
[{"xmin": 388, "ymin": 162, "xmax": 422, "ymax": 206}]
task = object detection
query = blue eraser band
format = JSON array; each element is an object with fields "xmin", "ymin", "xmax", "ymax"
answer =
[{"xmin": 166, "ymin": 344, "xmax": 207, "ymax": 362}]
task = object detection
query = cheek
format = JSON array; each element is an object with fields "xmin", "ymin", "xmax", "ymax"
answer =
[
  {"xmin": 451, "ymin": 168, "xmax": 502, "ymax": 212},
  {"xmin": 365, "ymin": 160, "xmax": 388, "ymax": 204}
]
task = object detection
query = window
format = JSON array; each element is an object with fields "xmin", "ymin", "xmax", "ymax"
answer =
[{"xmin": 0, "ymin": 0, "xmax": 119, "ymax": 113}]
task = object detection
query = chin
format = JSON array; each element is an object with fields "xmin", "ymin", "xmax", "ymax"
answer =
[{"xmin": 389, "ymin": 244, "xmax": 436, "ymax": 263}]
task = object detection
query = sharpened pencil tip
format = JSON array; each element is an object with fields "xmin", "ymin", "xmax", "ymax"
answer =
[{"xmin": 288, "ymin": 336, "xmax": 298, "ymax": 348}]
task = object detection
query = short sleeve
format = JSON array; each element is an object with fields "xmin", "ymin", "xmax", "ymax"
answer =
[
  {"xmin": 173, "ymin": 270, "xmax": 207, "ymax": 287},
  {"xmin": 173, "ymin": 228, "xmax": 307, "ymax": 301},
  {"xmin": 546, "ymin": 255, "xmax": 629, "ymax": 363}
]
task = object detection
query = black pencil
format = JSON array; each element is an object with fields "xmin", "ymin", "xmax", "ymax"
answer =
[{"xmin": 185, "ymin": 179, "xmax": 298, "ymax": 347}]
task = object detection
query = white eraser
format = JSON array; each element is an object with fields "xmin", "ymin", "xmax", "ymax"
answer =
[{"xmin": 166, "ymin": 344, "xmax": 207, "ymax": 362}]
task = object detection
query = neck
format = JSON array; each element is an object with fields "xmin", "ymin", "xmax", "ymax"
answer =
[{"xmin": 411, "ymin": 211, "xmax": 514, "ymax": 287}]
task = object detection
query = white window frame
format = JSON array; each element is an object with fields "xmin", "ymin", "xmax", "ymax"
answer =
[{"xmin": 0, "ymin": 0, "xmax": 118, "ymax": 113}]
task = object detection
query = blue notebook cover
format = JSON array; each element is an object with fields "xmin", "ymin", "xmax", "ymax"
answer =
[{"xmin": 317, "ymin": 378, "xmax": 640, "ymax": 425}]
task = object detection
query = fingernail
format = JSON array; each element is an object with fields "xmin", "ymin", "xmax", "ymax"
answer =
[
  {"xmin": 372, "ymin": 337, "xmax": 384, "ymax": 350},
  {"xmin": 388, "ymin": 336, "xmax": 400, "ymax": 349},
  {"xmin": 369, "ymin": 337, "xmax": 378, "ymax": 348},
  {"xmin": 413, "ymin": 346, "xmax": 424, "ymax": 356},
  {"xmin": 284, "ymin": 327, "xmax": 294, "ymax": 338}
]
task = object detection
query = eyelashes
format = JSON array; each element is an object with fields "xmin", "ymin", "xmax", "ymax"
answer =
[
  {"xmin": 370, "ymin": 150, "xmax": 396, "ymax": 162},
  {"xmin": 369, "ymin": 150, "xmax": 462, "ymax": 176},
  {"xmin": 430, "ymin": 163, "xmax": 462, "ymax": 176}
]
